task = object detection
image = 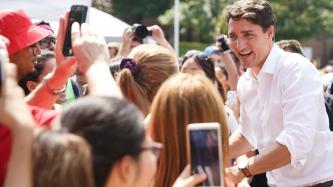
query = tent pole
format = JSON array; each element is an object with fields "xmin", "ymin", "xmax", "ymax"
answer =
[{"xmin": 174, "ymin": 0, "xmax": 180, "ymax": 57}]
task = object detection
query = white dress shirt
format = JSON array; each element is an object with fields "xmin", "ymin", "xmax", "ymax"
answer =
[{"xmin": 237, "ymin": 44, "xmax": 333, "ymax": 187}]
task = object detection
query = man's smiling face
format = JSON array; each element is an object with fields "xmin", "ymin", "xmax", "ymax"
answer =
[{"xmin": 228, "ymin": 18, "xmax": 274, "ymax": 73}]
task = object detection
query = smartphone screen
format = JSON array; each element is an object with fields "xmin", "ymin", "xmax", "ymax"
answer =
[
  {"xmin": 188, "ymin": 123, "xmax": 223, "ymax": 186},
  {"xmin": 62, "ymin": 5, "xmax": 88, "ymax": 56}
]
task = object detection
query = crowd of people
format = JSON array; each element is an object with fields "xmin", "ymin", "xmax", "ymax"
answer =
[{"xmin": 1, "ymin": 0, "xmax": 333, "ymax": 187}]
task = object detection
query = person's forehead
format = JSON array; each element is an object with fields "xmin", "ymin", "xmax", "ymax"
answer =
[{"xmin": 227, "ymin": 18, "xmax": 262, "ymax": 35}]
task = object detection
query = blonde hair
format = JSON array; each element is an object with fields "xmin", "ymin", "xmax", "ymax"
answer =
[
  {"xmin": 117, "ymin": 44, "xmax": 179, "ymax": 116},
  {"xmin": 149, "ymin": 73, "xmax": 229, "ymax": 187},
  {"xmin": 33, "ymin": 129, "xmax": 94, "ymax": 187}
]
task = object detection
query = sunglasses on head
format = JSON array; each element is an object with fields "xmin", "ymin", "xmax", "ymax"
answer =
[{"xmin": 195, "ymin": 53, "xmax": 213, "ymax": 65}]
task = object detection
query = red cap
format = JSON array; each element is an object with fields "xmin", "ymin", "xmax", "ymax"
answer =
[{"xmin": 0, "ymin": 9, "xmax": 51, "ymax": 55}]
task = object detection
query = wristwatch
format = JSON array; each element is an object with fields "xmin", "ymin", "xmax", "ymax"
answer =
[{"xmin": 238, "ymin": 159, "xmax": 252, "ymax": 177}]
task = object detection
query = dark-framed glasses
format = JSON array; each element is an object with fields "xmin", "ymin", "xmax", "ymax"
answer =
[
  {"xmin": 140, "ymin": 142, "xmax": 163, "ymax": 158},
  {"xmin": 38, "ymin": 36, "xmax": 56, "ymax": 48}
]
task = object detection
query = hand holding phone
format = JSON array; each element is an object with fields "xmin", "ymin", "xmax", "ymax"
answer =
[
  {"xmin": 217, "ymin": 35, "xmax": 230, "ymax": 52},
  {"xmin": 62, "ymin": 5, "xmax": 88, "ymax": 56},
  {"xmin": 187, "ymin": 123, "xmax": 224, "ymax": 186},
  {"xmin": 0, "ymin": 38, "xmax": 9, "ymax": 92}
]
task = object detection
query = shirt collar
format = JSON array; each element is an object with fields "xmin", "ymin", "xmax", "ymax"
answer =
[
  {"xmin": 260, "ymin": 44, "xmax": 284, "ymax": 75},
  {"xmin": 244, "ymin": 44, "xmax": 285, "ymax": 79}
]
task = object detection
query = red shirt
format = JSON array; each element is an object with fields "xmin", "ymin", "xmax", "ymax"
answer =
[{"xmin": 0, "ymin": 106, "xmax": 59, "ymax": 187}]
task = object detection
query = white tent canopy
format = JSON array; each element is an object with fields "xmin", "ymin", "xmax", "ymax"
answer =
[{"xmin": 0, "ymin": 0, "xmax": 129, "ymax": 42}]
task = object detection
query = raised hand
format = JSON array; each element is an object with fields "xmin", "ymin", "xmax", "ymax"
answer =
[
  {"xmin": 172, "ymin": 165, "xmax": 207, "ymax": 187},
  {"xmin": 71, "ymin": 22, "xmax": 109, "ymax": 73}
]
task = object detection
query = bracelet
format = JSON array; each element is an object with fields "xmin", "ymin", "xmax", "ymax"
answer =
[{"xmin": 42, "ymin": 78, "xmax": 66, "ymax": 96}]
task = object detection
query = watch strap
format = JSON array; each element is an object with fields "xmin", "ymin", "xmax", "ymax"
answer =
[{"xmin": 240, "ymin": 167, "xmax": 252, "ymax": 177}]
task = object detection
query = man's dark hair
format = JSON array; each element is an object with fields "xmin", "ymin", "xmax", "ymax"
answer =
[
  {"xmin": 224, "ymin": 0, "xmax": 275, "ymax": 32},
  {"xmin": 60, "ymin": 96, "xmax": 145, "ymax": 187},
  {"xmin": 276, "ymin": 39, "xmax": 305, "ymax": 56}
]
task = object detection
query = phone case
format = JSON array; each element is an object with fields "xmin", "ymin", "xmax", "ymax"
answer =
[
  {"xmin": 186, "ymin": 122, "xmax": 224, "ymax": 186},
  {"xmin": 62, "ymin": 5, "xmax": 88, "ymax": 56}
]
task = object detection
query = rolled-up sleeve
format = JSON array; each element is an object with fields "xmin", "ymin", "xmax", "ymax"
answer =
[{"xmin": 275, "ymin": 61, "xmax": 322, "ymax": 167}]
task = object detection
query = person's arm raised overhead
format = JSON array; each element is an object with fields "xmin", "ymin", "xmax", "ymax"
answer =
[
  {"xmin": 148, "ymin": 25, "xmax": 174, "ymax": 52},
  {"xmin": 117, "ymin": 27, "xmax": 135, "ymax": 57},
  {"xmin": 217, "ymin": 35, "xmax": 239, "ymax": 91},
  {"xmin": 0, "ymin": 42, "xmax": 35, "ymax": 187},
  {"xmin": 71, "ymin": 22, "xmax": 122, "ymax": 98},
  {"xmin": 26, "ymin": 14, "xmax": 77, "ymax": 109}
]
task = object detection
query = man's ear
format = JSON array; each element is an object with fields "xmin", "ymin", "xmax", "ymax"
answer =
[
  {"xmin": 115, "ymin": 155, "xmax": 138, "ymax": 185},
  {"xmin": 266, "ymin": 25, "xmax": 275, "ymax": 40},
  {"xmin": 26, "ymin": 81, "xmax": 37, "ymax": 92}
]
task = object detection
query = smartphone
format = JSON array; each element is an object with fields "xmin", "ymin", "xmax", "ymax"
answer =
[
  {"xmin": 187, "ymin": 123, "xmax": 224, "ymax": 186},
  {"xmin": 62, "ymin": 5, "xmax": 88, "ymax": 56},
  {"xmin": 217, "ymin": 35, "xmax": 230, "ymax": 52}
]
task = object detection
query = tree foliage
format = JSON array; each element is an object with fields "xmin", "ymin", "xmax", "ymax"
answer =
[
  {"xmin": 271, "ymin": 0, "xmax": 333, "ymax": 41},
  {"xmin": 159, "ymin": 0, "xmax": 234, "ymax": 43},
  {"xmin": 111, "ymin": 0, "xmax": 172, "ymax": 24}
]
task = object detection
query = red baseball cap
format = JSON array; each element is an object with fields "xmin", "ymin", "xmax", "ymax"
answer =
[{"xmin": 0, "ymin": 9, "xmax": 51, "ymax": 55}]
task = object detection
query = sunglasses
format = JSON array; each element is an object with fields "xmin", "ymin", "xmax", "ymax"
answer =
[{"xmin": 39, "ymin": 37, "xmax": 56, "ymax": 48}]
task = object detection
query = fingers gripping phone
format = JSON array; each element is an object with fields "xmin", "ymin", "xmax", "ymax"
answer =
[
  {"xmin": 62, "ymin": 5, "xmax": 88, "ymax": 56},
  {"xmin": 187, "ymin": 123, "xmax": 224, "ymax": 186},
  {"xmin": 0, "ymin": 47, "xmax": 8, "ymax": 91},
  {"xmin": 217, "ymin": 35, "xmax": 230, "ymax": 52},
  {"xmin": 0, "ymin": 55, "xmax": 2, "ymax": 91}
]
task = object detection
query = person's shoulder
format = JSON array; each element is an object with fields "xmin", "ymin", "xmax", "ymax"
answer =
[
  {"xmin": 279, "ymin": 52, "xmax": 317, "ymax": 74},
  {"xmin": 282, "ymin": 52, "xmax": 312, "ymax": 67}
]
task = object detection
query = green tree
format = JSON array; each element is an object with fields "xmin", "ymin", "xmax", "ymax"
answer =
[
  {"xmin": 159, "ymin": 0, "xmax": 234, "ymax": 43},
  {"xmin": 271, "ymin": 0, "xmax": 333, "ymax": 42},
  {"xmin": 111, "ymin": 0, "xmax": 172, "ymax": 24}
]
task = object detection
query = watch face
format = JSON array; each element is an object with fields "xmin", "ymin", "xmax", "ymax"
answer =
[{"xmin": 238, "ymin": 159, "xmax": 249, "ymax": 169}]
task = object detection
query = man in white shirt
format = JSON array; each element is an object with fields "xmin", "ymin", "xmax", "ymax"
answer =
[{"xmin": 224, "ymin": 0, "xmax": 333, "ymax": 186}]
